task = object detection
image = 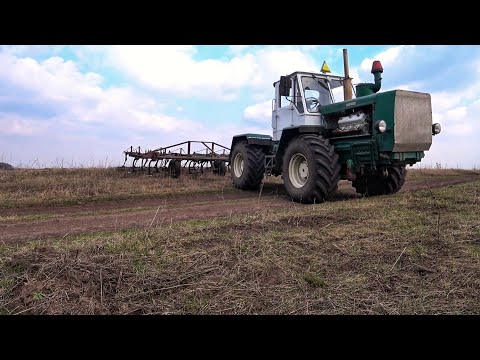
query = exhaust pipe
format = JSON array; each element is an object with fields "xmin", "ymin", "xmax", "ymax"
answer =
[
  {"xmin": 356, "ymin": 60, "xmax": 384, "ymax": 97},
  {"xmin": 343, "ymin": 49, "xmax": 353, "ymax": 101}
]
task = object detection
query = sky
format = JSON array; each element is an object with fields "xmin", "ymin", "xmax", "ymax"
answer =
[{"xmin": 0, "ymin": 45, "xmax": 478, "ymax": 169}]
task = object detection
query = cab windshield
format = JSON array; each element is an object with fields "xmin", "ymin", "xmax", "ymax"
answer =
[{"xmin": 301, "ymin": 76, "xmax": 344, "ymax": 113}]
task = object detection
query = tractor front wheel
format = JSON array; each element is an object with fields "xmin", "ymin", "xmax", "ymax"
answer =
[
  {"xmin": 352, "ymin": 166, "xmax": 407, "ymax": 196},
  {"xmin": 231, "ymin": 141, "xmax": 265, "ymax": 190},
  {"xmin": 282, "ymin": 135, "xmax": 340, "ymax": 203}
]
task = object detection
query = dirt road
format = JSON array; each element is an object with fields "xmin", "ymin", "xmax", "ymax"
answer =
[{"xmin": 1, "ymin": 174, "xmax": 478, "ymax": 243}]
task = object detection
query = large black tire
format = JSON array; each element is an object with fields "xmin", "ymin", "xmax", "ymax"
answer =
[
  {"xmin": 282, "ymin": 135, "xmax": 340, "ymax": 204},
  {"xmin": 353, "ymin": 166, "xmax": 407, "ymax": 196},
  {"xmin": 231, "ymin": 141, "xmax": 265, "ymax": 190},
  {"xmin": 213, "ymin": 160, "xmax": 227, "ymax": 176},
  {"xmin": 168, "ymin": 160, "xmax": 181, "ymax": 178}
]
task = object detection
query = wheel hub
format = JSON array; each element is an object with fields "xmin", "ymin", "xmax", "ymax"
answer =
[
  {"xmin": 289, "ymin": 153, "xmax": 309, "ymax": 188},
  {"xmin": 233, "ymin": 153, "xmax": 244, "ymax": 178},
  {"xmin": 299, "ymin": 162, "xmax": 308, "ymax": 179}
]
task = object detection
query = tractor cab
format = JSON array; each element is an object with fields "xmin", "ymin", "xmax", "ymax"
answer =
[{"xmin": 272, "ymin": 69, "xmax": 353, "ymax": 141}]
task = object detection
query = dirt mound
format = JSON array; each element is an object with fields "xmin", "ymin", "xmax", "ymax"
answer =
[{"xmin": 0, "ymin": 162, "xmax": 14, "ymax": 170}]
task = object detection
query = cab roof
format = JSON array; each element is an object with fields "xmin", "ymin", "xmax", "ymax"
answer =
[{"xmin": 273, "ymin": 71, "xmax": 345, "ymax": 86}]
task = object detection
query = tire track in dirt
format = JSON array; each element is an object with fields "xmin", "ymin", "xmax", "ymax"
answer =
[
  {"xmin": 1, "ymin": 175, "xmax": 478, "ymax": 244},
  {"xmin": 0, "ymin": 196, "xmax": 294, "ymax": 243},
  {"xmin": 0, "ymin": 191, "xmax": 259, "ymax": 217}
]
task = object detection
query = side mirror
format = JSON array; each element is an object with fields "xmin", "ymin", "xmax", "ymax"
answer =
[{"xmin": 279, "ymin": 76, "xmax": 291, "ymax": 97}]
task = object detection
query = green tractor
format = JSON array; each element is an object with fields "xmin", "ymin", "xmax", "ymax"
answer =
[{"xmin": 229, "ymin": 49, "xmax": 441, "ymax": 203}]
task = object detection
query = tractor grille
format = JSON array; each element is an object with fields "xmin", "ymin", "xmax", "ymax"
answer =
[
  {"xmin": 393, "ymin": 90, "xmax": 433, "ymax": 152},
  {"xmin": 352, "ymin": 143, "xmax": 377, "ymax": 164}
]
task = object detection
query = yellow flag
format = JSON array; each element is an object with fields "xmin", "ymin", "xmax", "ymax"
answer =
[{"xmin": 321, "ymin": 61, "xmax": 331, "ymax": 73}]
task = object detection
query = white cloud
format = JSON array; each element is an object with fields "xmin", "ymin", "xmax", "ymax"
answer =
[
  {"xmin": 2, "ymin": 45, "xmax": 480, "ymax": 169},
  {"xmin": 430, "ymin": 81, "xmax": 480, "ymax": 114},
  {"xmin": 105, "ymin": 45, "xmax": 323, "ymax": 101},
  {"xmin": 430, "ymin": 91, "xmax": 464, "ymax": 113},
  {"xmin": 0, "ymin": 52, "xmax": 199, "ymax": 135},
  {"xmin": 426, "ymin": 80, "xmax": 480, "ymax": 138},
  {"xmin": 360, "ymin": 46, "xmax": 416, "ymax": 72},
  {"xmin": 446, "ymin": 106, "xmax": 468, "ymax": 120},
  {"xmin": 243, "ymin": 100, "xmax": 272, "ymax": 124},
  {"xmin": 0, "ymin": 53, "xmax": 104, "ymax": 103},
  {"xmin": 228, "ymin": 45, "xmax": 251, "ymax": 55},
  {"xmin": 421, "ymin": 137, "xmax": 480, "ymax": 169},
  {"xmin": 107, "ymin": 45, "xmax": 257, "ymax": 101},
  {"xmin": 0, "ymin": 113, "xmax": 50, "ymax": 135},
  {"xmin": 249, "ymin": 48, "xmax": 319, "ymax": 91},
  {"xmin": 358, "ymin": 46, "xmax": 480, "ymax": 139},
  {"xmin": 349, "ymin": 67, "xmax": 362, "ymax": 85},
  {"xmin": 0, "ymin": 50, "xmax": 234, "ymax": 166},
  {"xmin": 437, "ymin": 101, "xmax": 480, "ymax": 137}
]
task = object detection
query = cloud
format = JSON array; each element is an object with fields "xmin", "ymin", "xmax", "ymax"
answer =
[
  {"xmin": 0, "ymin": 113, "xmax": 50, "ymax": 135},
  {"xmin": 107, "ymin": 45, "xmax": 256, "ymax": 101},
  {"xmin": 0, "ymin": 52, "xmax": 199, "ymax": 134},
  {"xmin": 358, "ymin": 45, "xmax": 480, "ymax": 94},
  {"xmin": 105, "ymin": 45, "xmax": 324, "ymax": 101},
  {"xmin": 243, "ymin": 100, "xmax": 272, "ymax": 124},
  {"xmin": 421, "ymin": 136, "xmax": 480, "ymax": 169},
  {"xmin": 2, "ymin": 45, "xmax": 480, "ymax": 169},
  {"xmin": 357, "ymin": 46, "xmax": 480, "ymax": 155},
  {"xmin": 228, "ymin": 45, "xmax": 251, "ymax": 55},
  {"xmin": 360, "ymin": 46, "xmax": 416, "ymax": 72},
  {"xmin": 430, "ymin": 81, "xmax": 480, "ymax": 113},
  {"xmin": 0, "ymin": 50, "xmax": 218, "ymax": 166},
  {"xmin": 435, "ymin": 101, "xmax": 480, "ymax": 137},
  {"xmin": 427, "ymin": 74, "xmax": 480, "ymax": 139},
  {"xmin": 0, "ymin": 53, "xmax": 103, "ymax": 105}
]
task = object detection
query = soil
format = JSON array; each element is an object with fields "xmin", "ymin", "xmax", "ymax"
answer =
[{"xmin": 1, "ymin": 174, "xmax": 478, "ymax": 244}]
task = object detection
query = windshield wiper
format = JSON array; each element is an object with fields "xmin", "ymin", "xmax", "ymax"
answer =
[{"xmin": 311, "ymin": 74, "xmax": 330, "ymax": 92}]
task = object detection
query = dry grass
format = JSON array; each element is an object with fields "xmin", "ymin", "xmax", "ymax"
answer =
[
  {"xmin": 1, "ymin": 167, "xmax": 476, "ymax": 210},
  {"xmin": 0, "ymin": 168, "xmax": 232, "ymax": 209},
  {"xmin": 0, "ymin": 177, "xmax": 479, "ymax": 315},
  {"xmin": 409, "ymin": 167, "xmax": 480, "ymax": 178}
]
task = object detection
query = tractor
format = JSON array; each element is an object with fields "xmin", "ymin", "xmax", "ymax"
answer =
[{"xmin": 229, "ymin": 49, "xmax": 441, "ymax": 203}]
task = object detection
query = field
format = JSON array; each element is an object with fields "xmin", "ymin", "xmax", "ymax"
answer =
[{"xmin": 0, "ymin": 167, "xmax": 479, "ymax": 314}]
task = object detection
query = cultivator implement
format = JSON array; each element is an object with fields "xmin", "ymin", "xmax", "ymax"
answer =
[{"xmin": 122, "ymin": 141, "xmax": 230, "ymax": 178}]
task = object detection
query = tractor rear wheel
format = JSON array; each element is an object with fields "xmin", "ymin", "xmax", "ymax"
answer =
[
  {"xmin": 282, "ymin": 135, "xmax": 340, "ymax": 203},
  {"xmin": 168, "ymin": 160, "xmax": 181, "ymax": 178},
  {"xmin": 353, "ymin": 166, "xmax": 407, "ymax": 196},
  {"xmin": 231, "ymin": 141, "xmax": 265, "ymax": 190}
]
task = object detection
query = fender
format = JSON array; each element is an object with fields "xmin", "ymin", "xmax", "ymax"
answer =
[{"xmin": 229, "ymin": 133, "xmax": 272, "ymax": 162}]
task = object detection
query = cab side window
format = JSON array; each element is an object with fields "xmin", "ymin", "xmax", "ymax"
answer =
[{"xmin": 294, "ymin": 80, "xmax": 304, "ymax": 113}]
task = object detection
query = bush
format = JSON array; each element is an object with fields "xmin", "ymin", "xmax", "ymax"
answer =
[{"xmin": 0, "ymin": 162, "xmax": 14, "ymax": 170}]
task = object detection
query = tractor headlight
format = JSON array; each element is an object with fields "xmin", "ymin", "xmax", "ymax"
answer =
[
  {"xmin": 432, "ymin": 123, "xmax": 441, "ymax": 135},
  {"xmin": 375, "ymin": 120, "xmax": 387, "ymax": 133}
]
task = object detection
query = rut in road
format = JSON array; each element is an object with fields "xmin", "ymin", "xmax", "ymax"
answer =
[{"xmin": 1, "ymin": 175, "xmax": 478, "ymax": 244}]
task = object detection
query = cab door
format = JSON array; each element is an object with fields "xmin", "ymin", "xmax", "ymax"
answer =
[{"xmin": 272, "ymin": 76, "xmax": 296, "ymax": 141}]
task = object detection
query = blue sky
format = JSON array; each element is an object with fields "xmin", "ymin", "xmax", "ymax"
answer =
[{"xmin": 0, "ymin": 45, "xmax": 478, "ymax": 168}]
